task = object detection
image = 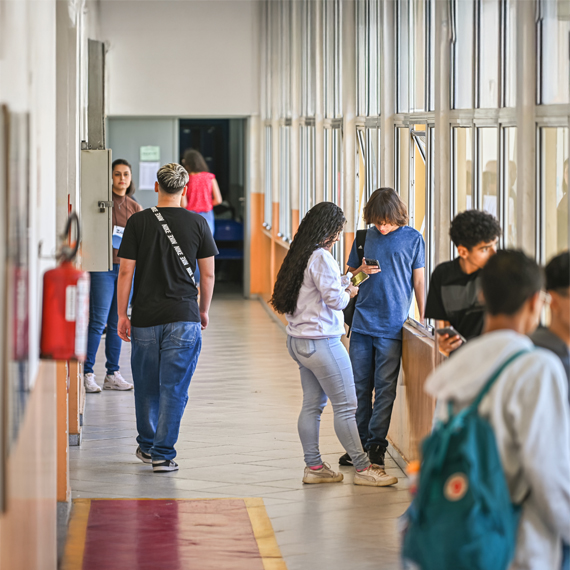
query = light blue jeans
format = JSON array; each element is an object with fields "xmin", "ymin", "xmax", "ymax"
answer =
[
  {"xmin": 191, "ymin": 210, "xmax": 215, "ymax": 286},
  {"xmin": 131, "ymin": 322, "xmax": 202, "ymax": 461},
  {"xmin": 287, "ymin": 335, "xmax": 371, "ymax": 471}
]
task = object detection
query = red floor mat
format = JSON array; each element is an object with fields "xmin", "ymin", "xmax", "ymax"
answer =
[{"xmin": 81, "ymin": 499, "xmax": 266, "ymax": 570}]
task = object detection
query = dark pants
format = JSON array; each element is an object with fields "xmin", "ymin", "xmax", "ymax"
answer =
[{"xmin": 349, "ymin": 331, "xmax": 402, "ymax": 451}]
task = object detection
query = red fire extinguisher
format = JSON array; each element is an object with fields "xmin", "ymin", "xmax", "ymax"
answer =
[{"xmin": 40, "ymin": 213, "xmax": 90, "ymax": 361}]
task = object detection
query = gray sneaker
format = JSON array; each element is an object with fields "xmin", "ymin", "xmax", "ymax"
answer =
[
  {"xmin": 103, "ymin": 371, "xmax": 133, "ymax": 391},
  {"xmin": 302, "ymin": 462, "xmax": 344, "ymax": 484},
  {"xmin": 354, "ymin": 464, "xmax": 398, "ymax": 487}
]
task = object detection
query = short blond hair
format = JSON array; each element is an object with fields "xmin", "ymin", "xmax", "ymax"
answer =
[{"xmin": 156, "ymin": 163, "xmax": 189, "ymax": 194}]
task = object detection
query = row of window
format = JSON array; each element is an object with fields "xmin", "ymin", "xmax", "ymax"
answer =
[{"xmin": 261, "ymin": 0, "xmax": 569, "ymax": 287}]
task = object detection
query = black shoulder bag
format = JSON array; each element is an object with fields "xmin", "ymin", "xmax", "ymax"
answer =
[{"xmin": 343, "ymin": 229, "xmax": 367, "ymax": 337}]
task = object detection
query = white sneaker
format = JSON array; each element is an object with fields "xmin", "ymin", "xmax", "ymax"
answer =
[
  {"xmin": 84, "ymin": 373, "xmax": 101, "ymax": 393},
  {"xmin": 103, "ymin": 371, "xmax": 133, "ymax": 391},
  {"xmin": 302, "ymin": 462, "xmax": 344, "ymax": 484},
  {"xmin": 354, "ymin": 464, "xmax": 398, "ymax": 487}
]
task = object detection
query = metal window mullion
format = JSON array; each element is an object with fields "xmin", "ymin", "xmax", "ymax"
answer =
[
  {"xmin": 498, "ymin": 126, "xmax": 507, "ymax": 248},
  {"xmin": 409, "ymin": 129, "xmax": 416, "ymax": 229},
  {"xmin": 473, "ymin": 127, "xmax": 480, "ymax": 210},
  {"xmin": 537, "ymin": 126, "xmax": 544, "ymax": 263},
  {"xmin": 474, "ymin": 0, "xmax": 481, "ymax": 109}
]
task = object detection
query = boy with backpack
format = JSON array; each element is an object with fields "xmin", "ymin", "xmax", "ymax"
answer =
[
  {"xmin": 340, "ymin": 188, "xmax": 425, "ymax": 479},
  {"xmin": 404, "ymin": 250, "xmax": 570, "ymax": 570}
]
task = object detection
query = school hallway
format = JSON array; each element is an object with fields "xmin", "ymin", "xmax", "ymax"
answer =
[{"xmin": 67, "ymin": 291, "xmax": 410, "ymax": 570}]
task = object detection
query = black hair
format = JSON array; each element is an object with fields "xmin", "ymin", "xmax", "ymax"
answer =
[
  {"xmin": 449, "ymin": 210, "xmax": 502, "ymax": 250},
  {"xmin": 112, "ymin": 159, "xmax": 135, "ymax": 196},
  {"xmin": 480, "ymin": 249, "xmax": 544, "ymax": 316},
  {"xmin": 363, "ymin": 187, "xmax": 408, "ymax": 226},
  {"xmin": 182, "ymin": 149, "xmax": 209, "ymax": 173},
  {"xmin": 270, "ymin": 202, "xmax": 346, "ymax": 315},
  {"xmin": 545, "ymin": 251, "xmax": 569, "ymax": 291}
]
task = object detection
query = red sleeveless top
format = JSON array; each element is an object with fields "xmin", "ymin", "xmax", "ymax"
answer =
[{"xmin": 185, "ymin": 172, "xmax": 216, "ymax": 213}]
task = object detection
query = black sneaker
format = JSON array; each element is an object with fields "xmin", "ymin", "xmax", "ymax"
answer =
[
  {"xmin": 135, "ymin": 446, "xmax": 152, "ymax": 464},
  {"xmin": 367, "ymin": 445, "xmax": 385, "ymax": 467},
  {"xmin": 339, "ymin": 453, "xmax": 353, "ymax": 466},
  {"xmin": 152, "ymin": 459, "xmax": 179, "ymax": 473}
]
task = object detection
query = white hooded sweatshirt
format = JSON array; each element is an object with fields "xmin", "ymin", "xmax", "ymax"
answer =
[{"xmin": 425, "ymin": 330, "xmax": 570, "ymax": 570}]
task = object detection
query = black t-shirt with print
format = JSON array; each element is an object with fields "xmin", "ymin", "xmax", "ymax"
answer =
[
  {"xmin": 118, "ymin": 207, "xmax": 218, "ymax": 328},
  {"xmin": 425, "ymin": 257, "xmax": 484, "ymax": 341}
]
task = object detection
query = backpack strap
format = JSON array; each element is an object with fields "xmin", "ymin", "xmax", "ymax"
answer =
[{"xmin": 354, "ymin": 229, "xmax": 367, "ymax": 267}]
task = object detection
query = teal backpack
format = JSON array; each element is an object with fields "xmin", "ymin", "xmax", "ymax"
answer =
[{"xmin": 402, "ymin": 350, "xmax": 530, "ymax": 570}]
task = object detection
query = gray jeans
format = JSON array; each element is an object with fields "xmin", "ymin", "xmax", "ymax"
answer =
[{"xmin": 287, "ymin": 335, "xmax": 371, "ymax": 471}]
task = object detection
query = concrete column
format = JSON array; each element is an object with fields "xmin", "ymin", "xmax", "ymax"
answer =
[
  {"xmin": 434, "ymin": 0, "xmax": 452, "ymax": 265},
  {"xmin": 342, "ymin": 0, "xmax": 356, "ymax": 235},
  {"xmin": 516, "ymin": 0, "xmax": 537, "ymax": 257},
  {"xmin": 381, "ymin": 0, "xmax": 395, "ymax": 189}
]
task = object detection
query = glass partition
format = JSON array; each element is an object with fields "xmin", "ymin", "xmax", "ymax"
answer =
[
  {"xmin": 478, "ymin": 128, "xmax": 498, "ymax": 216},
  {"xmin": 453, "ymin": 127, "xmax": 474, "ymax": 213}
]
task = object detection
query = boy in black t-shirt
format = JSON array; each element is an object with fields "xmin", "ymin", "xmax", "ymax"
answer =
[{"xmin": 425, "ymin": 210, "xmax": 501, "ymax": 356}]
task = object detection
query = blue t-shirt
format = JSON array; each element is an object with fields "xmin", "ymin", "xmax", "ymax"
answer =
[{"xmin": 347, "ymin": 225, "xmax": 425, "ymax": 340}]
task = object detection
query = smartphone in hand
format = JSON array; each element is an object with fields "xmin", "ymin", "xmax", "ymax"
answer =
[
  {"xmin": 351, "ymin": 271, "xmax": 370, "ymax": 287},
  {"xmin": 365, "ymin": 258, "xmax": 380, "ymax": 268},
  {"xmin": 435, "ymin": 326, "xmax": 467, "ymax": 344}
]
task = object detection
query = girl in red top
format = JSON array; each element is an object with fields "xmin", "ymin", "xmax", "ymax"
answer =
[{"xmin": 181, "ymin": 149, "xmax": 222, "ymax": 236}]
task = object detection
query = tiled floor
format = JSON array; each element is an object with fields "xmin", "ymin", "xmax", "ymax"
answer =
[{"xmin": 70, "ymin": 291, "xmax": 410, "ymax": 570}]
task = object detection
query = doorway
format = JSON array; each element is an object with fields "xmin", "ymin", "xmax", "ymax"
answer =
[{"xmin": 179, "ymin": 119, "xmax": 246, "ymax": 290}]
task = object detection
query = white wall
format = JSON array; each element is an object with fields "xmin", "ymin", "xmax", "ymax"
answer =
[{"xmin": 101, "ymin": 0, "xmax": 260, "ymax": 117}]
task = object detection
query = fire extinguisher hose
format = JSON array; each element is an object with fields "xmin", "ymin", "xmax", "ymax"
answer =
[{"xmin": 60, "ymin": 212, "xmax": 81, "ymax": 263}]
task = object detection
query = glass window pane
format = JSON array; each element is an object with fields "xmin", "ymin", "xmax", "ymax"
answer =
[
  {"xmin": 428, "ymin": 0, "xmax": 435, "ymax": 110},
  {"xmin": 299, "ymin": 125, "xmax": 315, "ymax": 220},
  {"xmin": 540, "ymin": 0, "xmax": 570, "ymax": 104},
  {"xmin": 301, "ymin": 0, "xmax": 316, "ymax": 116},
  {"xmin": 411, "ymin": 0, "xmax": 426, "ymax": 111},
  {"xmin": 412, "ymin": 126, "xmax": 427, "ymax": 237},
  {"xmin": 397, "ymin": 127, "xmax": 410, "ymax": 207},
  {"xmin": 356, "ymin": 129, "xmax": 367, "ymax": 229},
  {"xmin": 368, "ymin": 0, "xmax": 380, "ymax": 116},
  {"xmin": 479, "ymin": 0, "xmax": 500, "ymax": 108},
  {"xmin": 264, "ymin": 125, "xmax": 272, "ymax": 228},
  {"xmin": 504, "ymin": 128, "xmax": 518, "ymax": 246},
  {"xmin": 453, "ymin": 127, "xmax": 473, "ymax": 213},
  {"xmin": 541, "ymin": 127, "xmax": 569, "ymax": 259},
  {"xmin": 397, "ymin": 0, "xmax": 410, "ymax": 113},
  {"xmin": 504, "ymin": 0, "xmax": 516, "ymax": 107},
  {"xmin": 479, "ymin": 128, "xmax": 498, "ymax": 217},
  {"xmin": 453, "ymin": 0, "xmax": 475, "ymax": 109},
  {"xmin": 278, "ymin": 126, "xmax": 291, "ymax": 240}
]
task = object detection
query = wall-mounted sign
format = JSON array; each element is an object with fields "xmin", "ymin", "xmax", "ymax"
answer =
[{"xmin": 140, "ymin": 146, "xmax": 160, "ymax": 162}]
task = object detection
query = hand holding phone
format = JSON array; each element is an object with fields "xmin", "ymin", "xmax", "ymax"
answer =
[
  {"xmin": 359, "ymin": 257, "xmax": 381, "ymax": 275},
  {"xmin": 436, "ymin": 326, "xmax": 467, "ymax": 344},
  {"xmin": 351, "ymin": 271, "xmax": 370, "ymax": 287},
  {"xmin": 365, "ymin": 258, "xmax": 380, "ymax": 268}
]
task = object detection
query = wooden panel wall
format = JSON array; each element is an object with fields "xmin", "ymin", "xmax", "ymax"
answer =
[
  {"xmin": 0, "ymin": 361, "xmax": 57, "ymax": 570},
  {"xmin": 388, "ymin": 326, "xmax": 439, "ymax": 462}
]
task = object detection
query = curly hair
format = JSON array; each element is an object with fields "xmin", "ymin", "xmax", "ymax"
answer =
[
  {"xmin": 449, "ymin": 210, "xmax": 502, "ymax": 250},
  {"xmin": 270, "ymin": 202, "xmax": 346, "ymax": 315}
]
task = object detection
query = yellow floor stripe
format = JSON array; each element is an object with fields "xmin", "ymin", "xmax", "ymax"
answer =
[
  {"xmin": 61, "ymin": 499, "xmax": 91, "ymax": 570},
  {"xmin": 245, "ymin": 498, "xmax": 288, "ymax": 570},
  {"xmin": 61, "ymin": 498, "xmax": 286, "ymax": 570}
]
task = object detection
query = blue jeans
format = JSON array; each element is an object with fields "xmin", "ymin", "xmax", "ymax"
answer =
[
  {"xmin": 85, "ymin": 264, "xmax": 122, "ymax": 375},
  {"xmin": 131, "ymin": 322, "xmax": 202, "ymax": 461},
  {"xmin": 287, "ymin": 335, "xmax": 371, "ymax": 471},
  {"xmin": 349, "ymin": 332, "xmax": 402, "ymax": 452},
  {"xmin": 191, "ymin": 210, "xmax": 215, "ymax": 286}
]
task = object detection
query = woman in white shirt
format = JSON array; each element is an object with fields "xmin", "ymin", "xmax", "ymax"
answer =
[{"xmin": 271, "ymin": 202, "xmax": 397, "ymax": 486}]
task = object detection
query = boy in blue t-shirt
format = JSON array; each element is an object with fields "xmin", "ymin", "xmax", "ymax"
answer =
[{"xmin": 340, "ymin": 187, "xmax": 425, "ymax": 470}]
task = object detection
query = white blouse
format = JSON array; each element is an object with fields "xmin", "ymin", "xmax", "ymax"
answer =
[{"xmin": 286, "ymin": 248, "xmax": 350, "ymax": 339}]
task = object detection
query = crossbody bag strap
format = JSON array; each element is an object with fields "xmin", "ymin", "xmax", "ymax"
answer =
[{"xmin": 151, "ymin": 207, "xmax": 196, "ymax": 286}]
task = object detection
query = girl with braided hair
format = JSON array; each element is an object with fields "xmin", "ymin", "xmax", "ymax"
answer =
[{"xmin": 271, "ymin": 202, "xmax": 395, "ymax": 486}]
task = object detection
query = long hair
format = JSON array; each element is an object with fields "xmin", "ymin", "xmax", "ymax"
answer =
[
  {"xmin": 182, "ymin": 149, "xmax": 209, "ymax": 173},
  {"xmin": 270, "ymin": 202, "xmax": 346, "ymax": 315},
  {"xmin": 112, "ymin": 159, "xmax": 135, "ymax": 196}
]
